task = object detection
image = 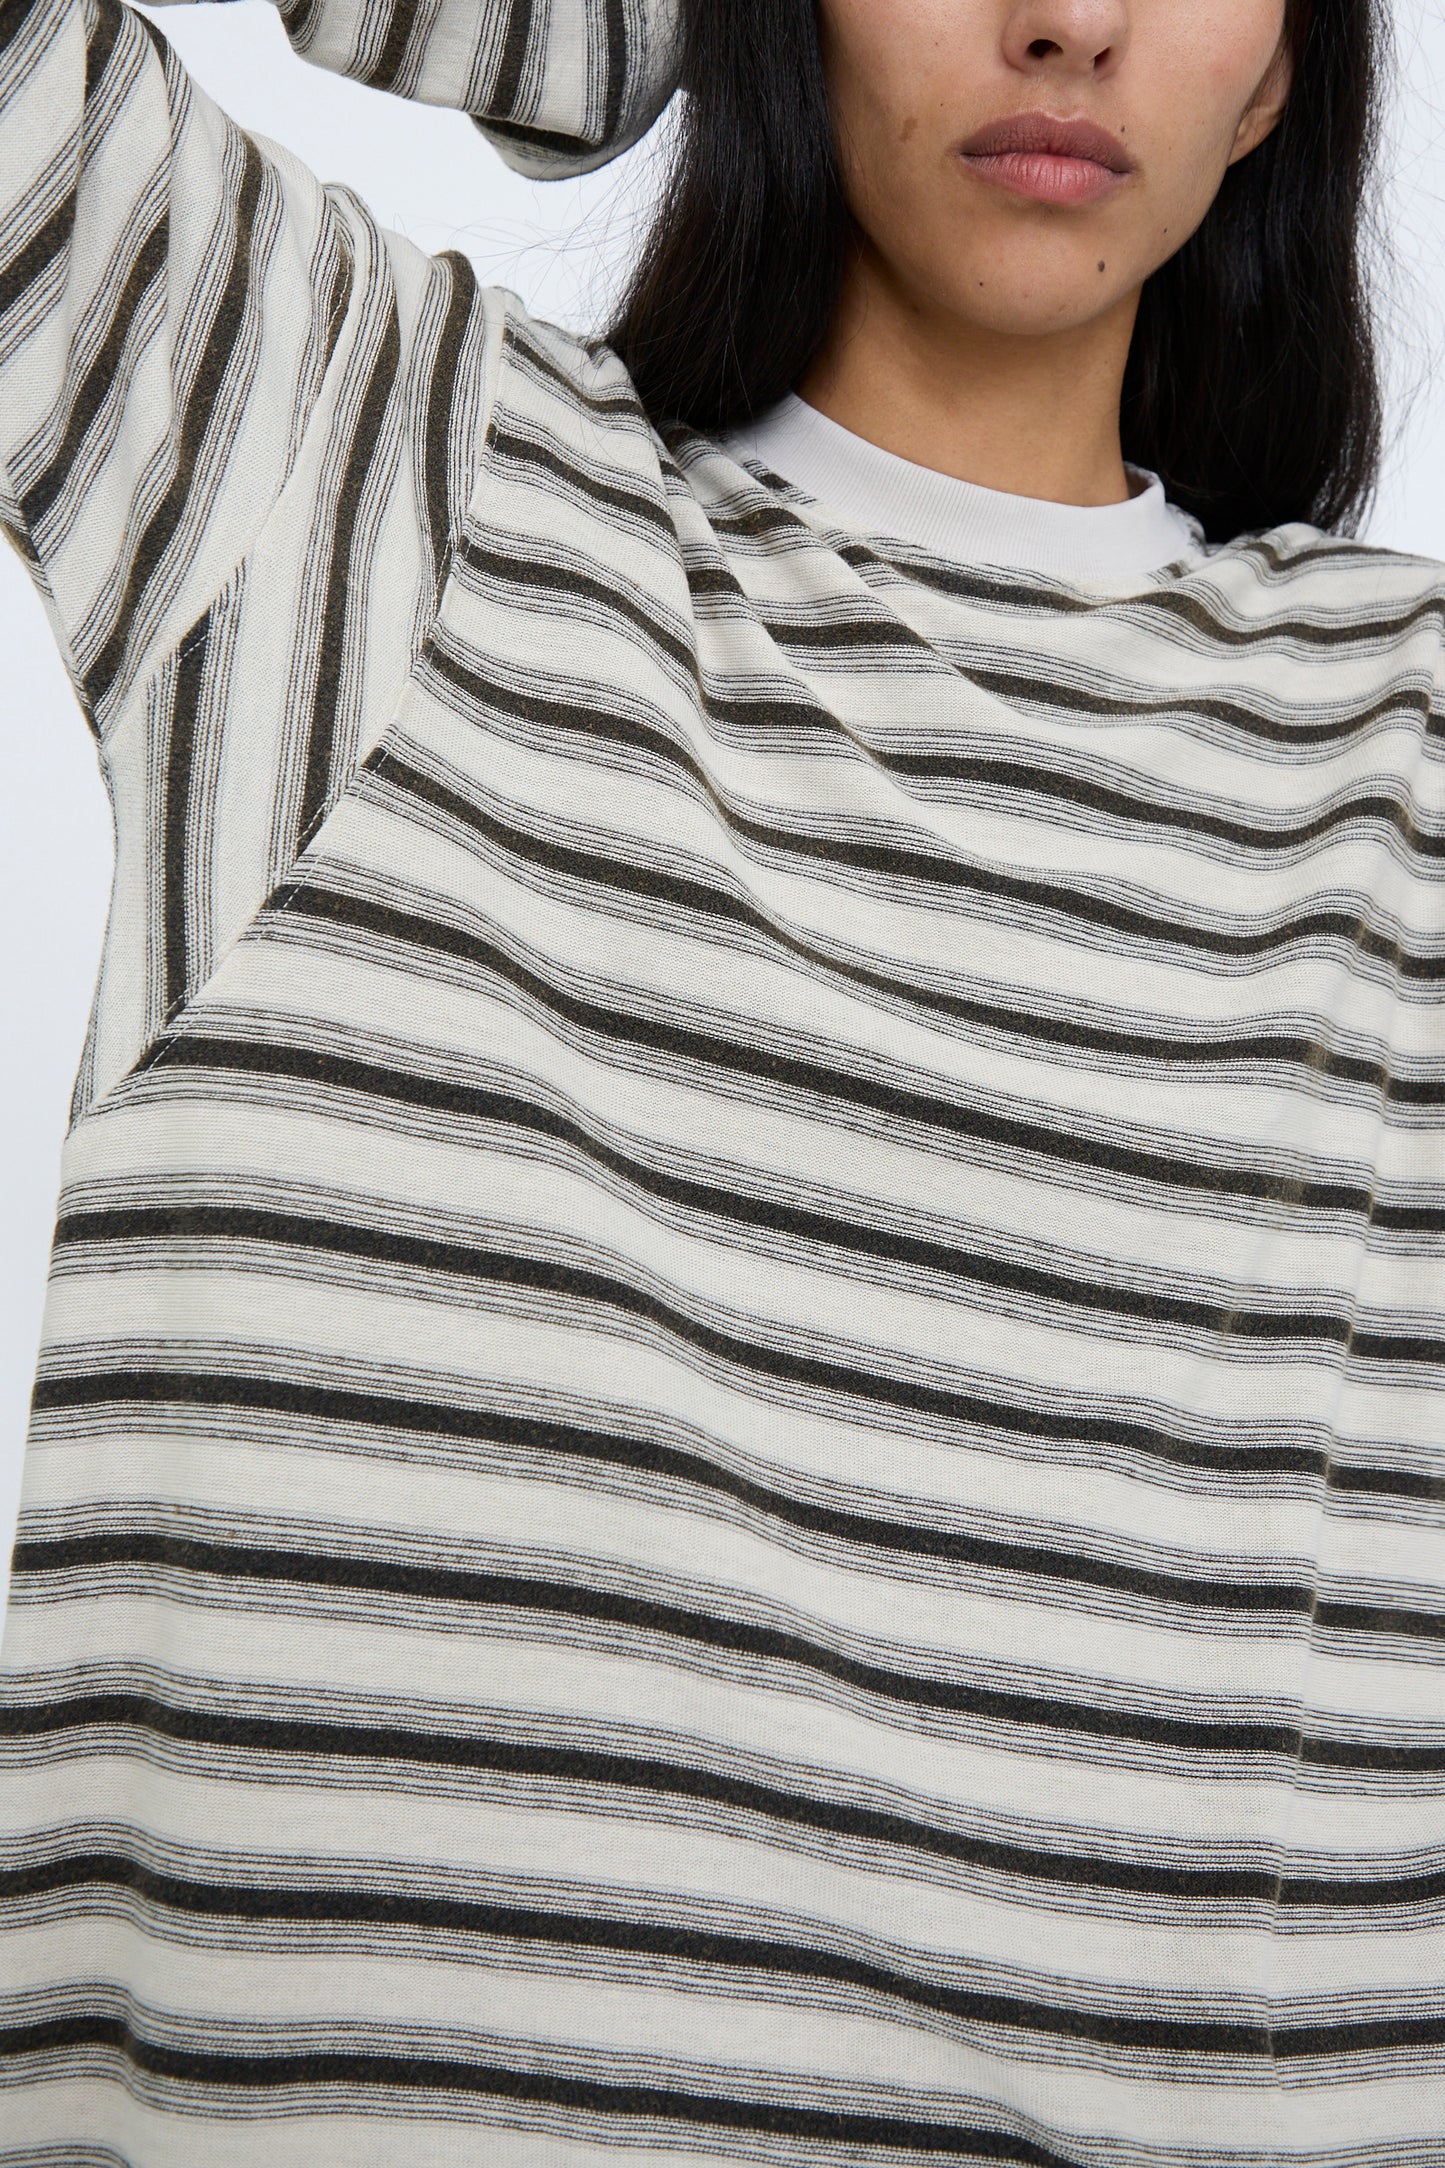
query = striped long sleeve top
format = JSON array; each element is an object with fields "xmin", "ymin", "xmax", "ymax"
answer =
[{"xmin": 1, "ymin": 1, "xmax": 1444, "ymax": 2162}]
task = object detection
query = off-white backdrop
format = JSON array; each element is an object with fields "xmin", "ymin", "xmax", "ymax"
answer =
[{"xmin": 3, "ymin": 0, "xmax": 1443, "ymax": 1610}]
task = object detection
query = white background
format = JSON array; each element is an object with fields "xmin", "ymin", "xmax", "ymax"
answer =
[{"xmin": 3, "ymin": 0, "xmax": 1444, "ymax": 1610}]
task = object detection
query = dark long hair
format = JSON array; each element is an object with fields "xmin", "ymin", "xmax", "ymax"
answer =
[{"xmin": 609, "ymin": 0, "xmax": 1392, "ymax": 543}]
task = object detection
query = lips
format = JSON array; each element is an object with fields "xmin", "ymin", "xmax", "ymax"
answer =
[
  {"xmin": 955, "ymin": 110, "xmax": 1137, "ymax": 208},
  {"xmin": 957, "ymin": 111, "xmax": 1135, "ymax": 175}
]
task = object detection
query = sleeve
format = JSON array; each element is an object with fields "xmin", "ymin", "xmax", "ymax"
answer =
[
  {"xmin": 0, "ymin": 0, "xmax": 497, "ymax": 1110},
  {"xmin": 0, "ymin": 0, "xmax": 678, "ymax": 741},
  {"xmin": 273, "ymin": 0, "xmax": 682, "ymax": 178},
  {"xmin": 2, "ymin": 0, "xmax": 672, "ymax": 1116},
  {"xmin": 0, "ymin": 0, "xmax": 373, "ymax": 733}
]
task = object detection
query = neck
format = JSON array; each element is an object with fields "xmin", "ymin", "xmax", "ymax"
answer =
[{"xmin": 797, "ymin": 235, "xmax": 1144, "ymax": 509}]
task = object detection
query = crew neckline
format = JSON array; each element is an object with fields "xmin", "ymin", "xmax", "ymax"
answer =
[{"xmin": 718, "ymin": 392, "xmax": 1206, "ymax": 586}]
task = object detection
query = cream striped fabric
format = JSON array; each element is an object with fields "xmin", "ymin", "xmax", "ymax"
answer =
[{"xmin": 2, "ymin": 0, "xmax": 1444, "ymax": 2160}]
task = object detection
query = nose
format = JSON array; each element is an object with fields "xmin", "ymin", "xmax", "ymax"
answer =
[{"xmin": 1001, "ymin": 0, "xmax": 1131, "ymax": 78}]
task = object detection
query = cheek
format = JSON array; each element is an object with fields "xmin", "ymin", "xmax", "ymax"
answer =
[
  {"xmin": 1139, "ymin": 121, "xmax": 1244, "ymax": 267},
  {"xmin": 821, "ymin": 0, "xmax": 958, "ymax": 174},
  {"xmin": 1155, "ymin": 3, "xmax": 1287, "ymax": 165},
  {"xmin": 1127, "ymin": 39, "xmax": 1272, "ymax": 254},
  {"xmin": 829, "ymin": 78, "xmax": 933, "ymax": 228}
]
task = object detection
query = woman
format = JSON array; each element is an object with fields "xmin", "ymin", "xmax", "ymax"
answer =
[{"xmin": 1, "ymin": 0, "xmax": 1440, "ymax": 2159}]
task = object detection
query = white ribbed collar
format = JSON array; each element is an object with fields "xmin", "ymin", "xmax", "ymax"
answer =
[{"xmin": 719, "ymin": 393, "xmax": 1205, "ymax": 584}]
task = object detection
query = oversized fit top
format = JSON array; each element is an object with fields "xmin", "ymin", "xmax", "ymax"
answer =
[{"xmin": 2, "ymin": 0, "xmax": 1444, "ymax": 2161}]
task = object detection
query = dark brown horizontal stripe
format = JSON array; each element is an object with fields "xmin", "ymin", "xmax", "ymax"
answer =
[
  {"xmin": 487, "ymin": 423, "xmax": 677, "ymax": 540},
  {"xmin": 245, "ymin": 872, "xmax": 1426, "ymax": 1229},
  {"xmin": 600, "ymin": 0, "xmax": 627, "ymax": 143},
  {"xmin": 365, "ymin": 0, "xmax": 414, "ymax": 93},
  {"xmin": 459, "ymin": 535, "xmax": 695, "ymax": 674},
  {"xmin": 16, "ymin": 1518, "xmax": 1444, "ymax": 1709},
  {"xmin": 422, "ymin": 612, "xmax": 1444, "ymax": 979},
  {"xmin": 776, "ymin": 588, "xmax": 1443, "ymax": 761},
  {"xmin": 161, "ymin": 606, "xmax": 211, "ymax": 1018},
  {"xmin": 1252, "ymin": 536, "xmax": 1368, "ymax": 573},
  {"xmin": 920, "ymin": 553, "xmax": 1445, "ymax": 660},
  {"xmin": 21, "ymin": 207, "xmax": 167, "ymax": 533},
  {"xmin": 486, "ymin": 0, "xmax": 531, "ymax": 117},
  {"xmin": 962, "ymin": 663, "xmax": 1441, "ymax": 764},
  {"xmin": 832, "ymin": 535, "xmax": 1177, "ymax": 617},
  {"xmin": 53, "ymin": 1186, "xmax": 1437, "ymax": 1452},
  {"xmin": 479, "ymin": 114, "xmax": 603, "ymax": 161},
  {"xmin": 55, "ymin": 1120, "xmax": 1445, "ymax": 1372},
  {"xmin": 736, "ymin": 569, "xmax": 1444, "ymax": 758},
  {"xmin": 8, "ymin": 1534, "xmax": 1325, "ymax": 1751},
  {"xmin": 0, "ymin": 2009, "xmax": 1073, "ymax": 2164},
  {"xmin": 1140, "ymin": 571, "xmax": 1445, "ymax": 656},
  {"xmin": 506, "ymin": 320, "xmax": 644, "ymax": 418},
  {"xmin": 0, "ymin": 0, "xmax": 41, "ymax": 66},
  {"xmin": 885, "ymin": 749, "xmax": 1445, "ymax": 861},
  {"xmin": 696, "ymin": 482, "xmax": 1445, "ymax": 710},
  {"xmin": 0, "ymin": 507, "xmax": 43, "ymax": 571},
  {"xmin": 112, "ymin": 987, "xmax": 1445, "ymax": 1352},
  {"xmin": 56, "ymin": 1186, "xmax": 1136, "ymax": 1444},
  {"xmin": 82, "ymin": 0, "xmax": 128, "ymax": 104},
  {"xmin": 778, "ymin": 617, "xmax": 1440, "ymax": 760},
  {"xmin": 681, "ymin": 553, "xmax": 749, "ymax": 600},
  {"xmin": 824, "ymin": 514, "xmax": 1445, "ymax": 680},
  {"xmin": 0, "ymin": 187, "xmax": 74, "ymax": 319},
  {"xmin": 704, "ymin": 494, "xmax": 818, "ymax": 546},
  {"xmin": 11, "ymin": 1854, "xmax": 1445, "ymax": 2036},
  {"xmin": 14, "ymin": 1512, "xmax": 1291, "ymax": 1629},
  {"xmin": 2, "ymin": 1684, "xmax": 1441, "ymax": 1833},
  {"xmin": 420, "ymin": 252, "xmax": 477, "ymax": 600},
  {"xmin": 758, "ymin": 610, "xmax": 986, "ymax": 657},
  {"xmin": 30, "ymin": 1356, "xmax": 1445, "ymax": 1514},
  {"xmin": 707, "ymin": 466, "xmax": 1440, "ymax": 634},
  {"xmin": 296, "ymin": 292, "xmax": 402, "ymax": 844},
  {"xmin": 607, "ymin": 552, "xmax": 1445, "ymax": 864},
  {"xmin": 275, "ymin": 0, "xmax": 315, "ymax": 49},
  {"xmin": 371, "ymin": 737, "xmax": 1442, "ymax": 1117},
  {"xmin": 83, "ymin": 131, "xmax": 263, "ymax": 716}
]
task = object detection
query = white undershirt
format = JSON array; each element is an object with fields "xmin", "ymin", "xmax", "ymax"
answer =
[{"xmin": 720, "ymin": 392, "xmax": 1206, "ymax": 584}]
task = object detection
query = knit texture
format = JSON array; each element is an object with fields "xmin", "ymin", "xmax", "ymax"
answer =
[{"xmin": 2, "ymin": 1, "xmax": 1444, "ymax": 2160}]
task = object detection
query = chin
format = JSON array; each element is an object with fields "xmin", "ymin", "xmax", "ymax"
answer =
[{"xmin": 937, "ymin": 272, "xmax": 1122, "ymax": 339}]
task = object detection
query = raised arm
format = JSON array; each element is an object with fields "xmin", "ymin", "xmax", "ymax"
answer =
[
  {"xmin": 1, "ymin": 0, "xmax": 681, "ymax": 1118},
  {"xmin": 0, "ymin": 0, "xmax": 345, "ymax": 730},
  {"xmin": 0, "ymin": 0, "xmax": 679, "ymax": 739},
  {"xmin": 274, "ymin": 0, "xmax": 681, "ymax": 177}
]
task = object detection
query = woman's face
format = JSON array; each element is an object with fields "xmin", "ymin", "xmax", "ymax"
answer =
[{"xmin": 817, "ymin": 0, "xmax": 1294, "ymax": 338}]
